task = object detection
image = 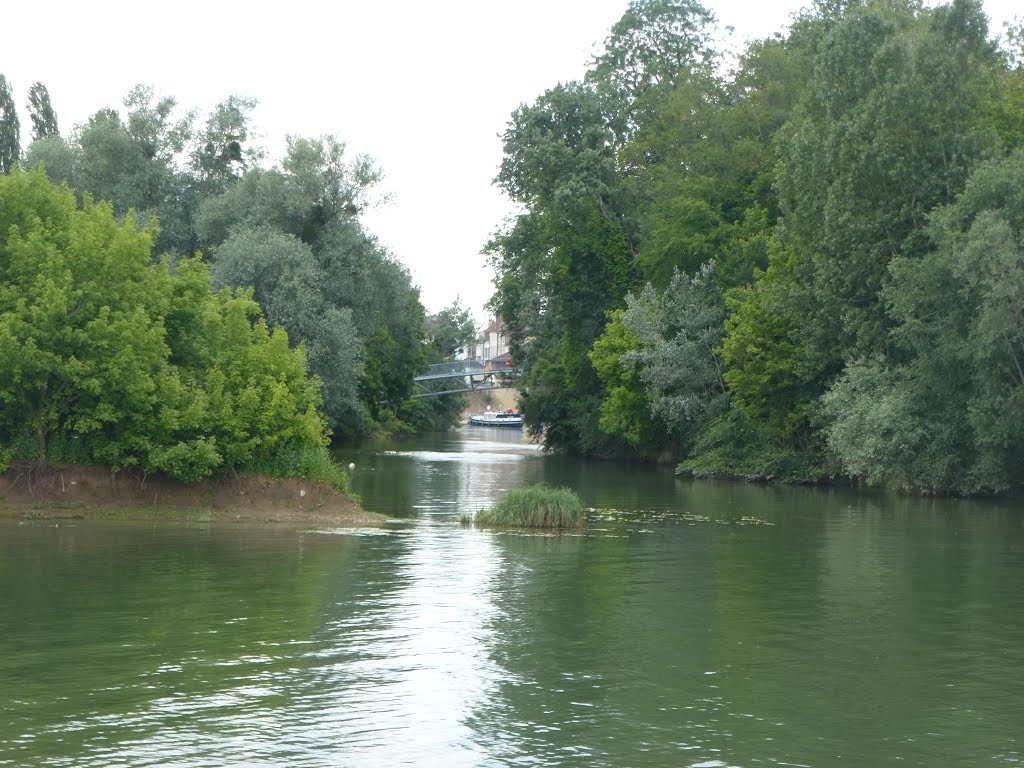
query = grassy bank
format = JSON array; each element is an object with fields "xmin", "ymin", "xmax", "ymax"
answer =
[{"xmin": 474, "ymin": 484, "xmax": 586, "ymax": 529}]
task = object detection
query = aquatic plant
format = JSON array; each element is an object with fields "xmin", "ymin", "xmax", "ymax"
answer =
[{"xmin": 475, "ymin": 484, "xmax": 585, "ymax": 529}]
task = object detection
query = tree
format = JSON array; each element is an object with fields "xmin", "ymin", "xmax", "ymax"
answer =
[
  {"xmin": 0, "ymin": 74, "xmax": 20, "ymax": 173},
  {"xmin": 620, "ymin": 264, "xmax": 728, "ymax": 449},
  {"xmin": 589, "ymin": 310, "xmax": 660, "ymax": 449},
  {"xmin": 824, "ymin": 150, "xmax": 1024, "ymax": 493},
  {"xmin": 0, "ymin": 168, "xmax": 330, "ymax": 479},
  {"xmin": 22, "ymin": 135, "xmax": 78, "ymax": 187},
  {"xmin": 27, "ymin": 82, "xmax": 59, "ymax": 141},
  {"xmin": 0, "ymin": 168, "xmax": 168, "ymax": 465},
  {"xmin": 198, "ymin": 133, "xmax": 426, "ymax": 438},
  {"xmin": 489, "ymin": 81, "xmax": 633, "ymax": 453},
  {"xmin": 189, "ymin": 95, "xmax": 262, "ymax": 194},
  {"xmin": 774, "ymin": 0, "xmax": 1003, "ymax": 361},
  {"xmin": 210, "ymin": 226, "xmax": 365, "ymax": 435},
  {"xmin": 588, "ymin": 0, "xmax": 717, "ymax": 139},
  {"xmin": 426, "ymin": 298, "xmax": 476, "ymax": 359},
  {"xmin": 153, "ymin": 259, "xmax": 328, "ymax": 481},
  {"xmin": 720, "ymin": 240, "xmax": 824, "ymax": 444}
]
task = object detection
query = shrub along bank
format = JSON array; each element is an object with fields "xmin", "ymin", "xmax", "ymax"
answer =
[{"xmin": 0, "ymin": 168, "xmax": 348, "ymax": 490}]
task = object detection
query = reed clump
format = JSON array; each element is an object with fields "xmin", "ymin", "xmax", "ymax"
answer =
[{"xmin": 475, "ymin": 484, "xmax": 586, "ymax": 529}]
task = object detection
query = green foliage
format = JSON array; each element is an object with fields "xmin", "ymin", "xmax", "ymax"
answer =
[
  {"xmin": 15, "ymin": 82, "xmax": 442, "ymax": 445},
  {"xmin": 197, "ymin": 136, "xmax": 422, "ymax": 438},
  {"xmin": 621, "ymin": 265, "xmax": 728, "ymax": 449},
  {"xmin": 486, "ymin": 0, "xmax": 1024, "ymax": 495},
  {"xmin": 588, "ymin": 0, "xmax": 717, "ymax": 139},
  {"xmin": 475, "ymin": 484, "xmax": 586, "ymax": 529},
  {"xmin": 824, "ymin": 150, "xmax": 1024, "ymax": 494},
  {"xmin": 426, "ymin": 297, "xmax": 476, "ymax": 359},
  {"xmin": 590, "ymin": 311, "xmax": 659, "ymax": 448},
  {"xmin": 397, "ymin": 387, "xmax": 469, "ymax": 433},
  {"xmin": 243, "ymin": 443, "xmax": 351, "ymax": 494},
  {"xmin": 189, "ymin": 95, "xmax": 262, "ymax": 194},
  {"xmin": 720, "ymin": 241, "xmax": 825, "ymax": 444},
  {"xmin": 27, "ymin": 82, "xmax": 59, "ymax": 142},
  {"xmin": 0, "ymin": 170, "xmax": 333, "ymax": 485},
  {"xmin": 681, "ymin": 404, "xmax": 830, "ymax": 482},
  {"xmin": 775, "ymin": 0, "xmax": 1003, "ymax": 360},
  {"xmin": 0, "ymin": 74, "xmax": 20, "ymax": 173},
  {"xmin": 0, "ymin": 168, "xmax": 168, "ymax": 467}
]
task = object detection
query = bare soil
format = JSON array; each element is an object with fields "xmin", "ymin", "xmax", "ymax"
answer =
[{"xmin": 0, "ymin": 462, "xmax": 385, "ymax": 525}]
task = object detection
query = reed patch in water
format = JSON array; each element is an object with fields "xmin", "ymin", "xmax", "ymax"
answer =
[{"xmin": 475, "ymin": 484, "xmax": 585, "ymax": 529}]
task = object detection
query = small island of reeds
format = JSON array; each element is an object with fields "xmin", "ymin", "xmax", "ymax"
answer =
[{"xmin": 473, "ymin": 484, "xmax": 586, "ymax": 530}]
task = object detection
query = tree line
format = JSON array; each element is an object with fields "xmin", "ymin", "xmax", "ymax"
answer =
[
  {"xmin": 0, "ymin": 81, "xmax": 476, "ymax": 477},
  {"xmin": 488, "ymin": 0, "xmax": 1024, "ymax": 495}
]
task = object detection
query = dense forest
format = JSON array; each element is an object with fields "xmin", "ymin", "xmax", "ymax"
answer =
[
  {"xmin": 0, "ymin": 80, "xmax": 474, "ymax": 479},
  {"xmin": 488, "ymin": 0, "xmax": 1024, "ymax": 495}
]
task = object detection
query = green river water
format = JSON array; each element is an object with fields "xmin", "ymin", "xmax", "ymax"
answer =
[{"xmin": 1, "ymin": 427, "xmax": 1022, "ymax": 767}]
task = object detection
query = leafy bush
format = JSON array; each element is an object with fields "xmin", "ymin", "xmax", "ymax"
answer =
[
  {"xmin": 148, "ymin": 439, "xmax": 223, "ymax": 484},
  {"xmin": 682, "ymin": 406, "xmax": 831, "ymax": 483},
  {"xmin": 244, "ymin": 443, "xmax": 351, "ymax": 494}
]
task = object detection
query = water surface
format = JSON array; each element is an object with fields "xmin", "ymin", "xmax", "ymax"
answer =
[{"xmin": 2, "ymin": 427, "xmax": 1022, "ymax": 766}]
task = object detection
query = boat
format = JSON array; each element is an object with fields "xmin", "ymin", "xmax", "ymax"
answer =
[{"xmin": 468, "ymin": 410, "xmax": 524, "ymax": 428}]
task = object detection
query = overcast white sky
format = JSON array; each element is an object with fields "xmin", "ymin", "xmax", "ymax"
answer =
[{"xmin": 3, "ymin": 0, "xmax": 1019, "ymax": 321}]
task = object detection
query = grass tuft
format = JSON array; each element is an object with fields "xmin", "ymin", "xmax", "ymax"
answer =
[{"xmin": 475, "ymin": 484, "xmax": 585, "ymax": 529}]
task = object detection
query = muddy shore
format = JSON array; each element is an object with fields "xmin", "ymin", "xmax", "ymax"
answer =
[{"xmin": 0, "ymin": 462, "xmax": 385, "ymax": 525}]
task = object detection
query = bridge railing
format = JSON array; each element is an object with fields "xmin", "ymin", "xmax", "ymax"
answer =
[
  {"xmin": 410, "ymin": 361, "xmax": 521, "ymax": 398},
  {"xmin": 422, "ymin": 361, "xmax": 479, "ymax": 377}
]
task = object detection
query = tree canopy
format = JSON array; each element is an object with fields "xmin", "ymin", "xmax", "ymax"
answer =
[
  {"xmin": 0, "ymin": 168, "xmax": 329, "ymax": 481},
  {"xmin": 488, "ymin": 0, "xmax": 1024, "ymax": 494},
  {"xmin": 4, "ymin": 80, "xmax": 456, "ymax": 441}
]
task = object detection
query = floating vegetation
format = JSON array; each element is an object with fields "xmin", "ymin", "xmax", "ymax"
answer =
[{"xmin": 474, "ymin": 485, "xmax": 586, "ymax": 530}]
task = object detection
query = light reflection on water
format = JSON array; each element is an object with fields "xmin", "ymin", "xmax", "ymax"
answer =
[{"xmin": 1, "ymin": 427, "xmax": 1022, "ymax": 767}]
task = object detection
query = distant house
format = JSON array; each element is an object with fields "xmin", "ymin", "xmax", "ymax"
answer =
[{"xmin": 472, "ymin": 317, "xmax": 508, "ymax": 363}]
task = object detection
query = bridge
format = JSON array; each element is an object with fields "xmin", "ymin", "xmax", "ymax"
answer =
[{"xmin": 410, "ymin": 361, "xmax": 522, "ymax": 399}]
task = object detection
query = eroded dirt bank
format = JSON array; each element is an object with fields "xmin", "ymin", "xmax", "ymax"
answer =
[{"xmin": 0, "ymin": 462, "xmax": 384, "ymax": 525}]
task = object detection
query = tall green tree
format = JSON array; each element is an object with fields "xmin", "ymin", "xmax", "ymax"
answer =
[
  {"xmin": 189, "ymin": 95, "xmax": 262, "ymax": 195},
  {"xmin": 0, "ymin": 168, "xmax": 329, "ymax": 479},
  {"xmin": 824, "ymin": 150, "xmax": 1024, "ymax": 493},
  {"xmin": 0, "ymin": 168, "xmax": 168, "ymax": 465},
  {"xmin": 489, "ymin": 82, "xmax": 632, "ymax": 453},
  {"xmin": 0, "ymin": 74, "xmax": 20, "ymax": 173},
  {"xmin": 27, "ymin": 82, "xmax": 59, "ymax": 141},
  {"xmin": 588, "ymin": 0, "xmax": 717, "ymax": 140},
  {"xmin": 620, "ymin": 264, "xmax": 728, "ymax": 449},
  {"xmin": 775, "ymin": 0, "xmax": 1003, "ymax": 362},
  {"xmin": 211, "ymin": 226, "xmax": 366, "ymax": 435},
  {"xmin": 426, "ymin": 298, "xmax": 476, "ymax": 359},
  {"xmin": 199, "ymin": 132, "xmax": 425, "ymax": 437}
]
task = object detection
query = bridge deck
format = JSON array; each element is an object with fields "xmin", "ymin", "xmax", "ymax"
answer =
[{"xmin": 410, "ymin": 363, "xmax": 522, "ymax": 399}]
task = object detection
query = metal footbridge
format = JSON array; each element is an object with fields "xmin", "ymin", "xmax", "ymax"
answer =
[{"xmin": 410, "ymin": 361, "xmax": 522, "ymax": 399}]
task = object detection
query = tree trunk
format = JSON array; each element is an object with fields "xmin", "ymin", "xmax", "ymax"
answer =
[{"xmin": 37, "ymin": 425, "xmax": 47, "ymax": 467}]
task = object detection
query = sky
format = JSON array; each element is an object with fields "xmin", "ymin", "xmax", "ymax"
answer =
[{"xmin": 3, "ymin": 0, "xmax": 1020, "ymax": 322}]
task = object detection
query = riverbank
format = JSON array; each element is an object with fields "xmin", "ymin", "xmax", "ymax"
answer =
[{"xmin": 0, "ymin": 463, "xmax": 385, "ymax": 525}]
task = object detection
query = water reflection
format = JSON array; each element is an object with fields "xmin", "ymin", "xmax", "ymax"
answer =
[{"xmin": 303, "ymin": 524, "xmax": 504, "ymax": 766}]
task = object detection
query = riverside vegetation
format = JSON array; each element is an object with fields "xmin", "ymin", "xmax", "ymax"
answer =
[
  {"xmin": 0, "ymin": 80, "xmax": 478, "ymax": 494},
  {"xmin": 3, "ymin": 0, "xmax": 1022, "ymax": 498},
  {"xmin": 473, "ymin": 485, "xmax": 587, "ymax": 529},
  {"xmin": 487, "ymin": 0, "xmax": 1024, "ymax": 495},
  {"xmin": 0, "ymin": 78, "xmax": 477, "ymax": 451},
  {"xmin": 0, "ymin": 169, "xmax": 350, "ymax": 490}
]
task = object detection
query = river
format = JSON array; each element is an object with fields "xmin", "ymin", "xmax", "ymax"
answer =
[{"xmin": 1, "ymin": 427, "xmax": 1022, "ymax": 767}]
